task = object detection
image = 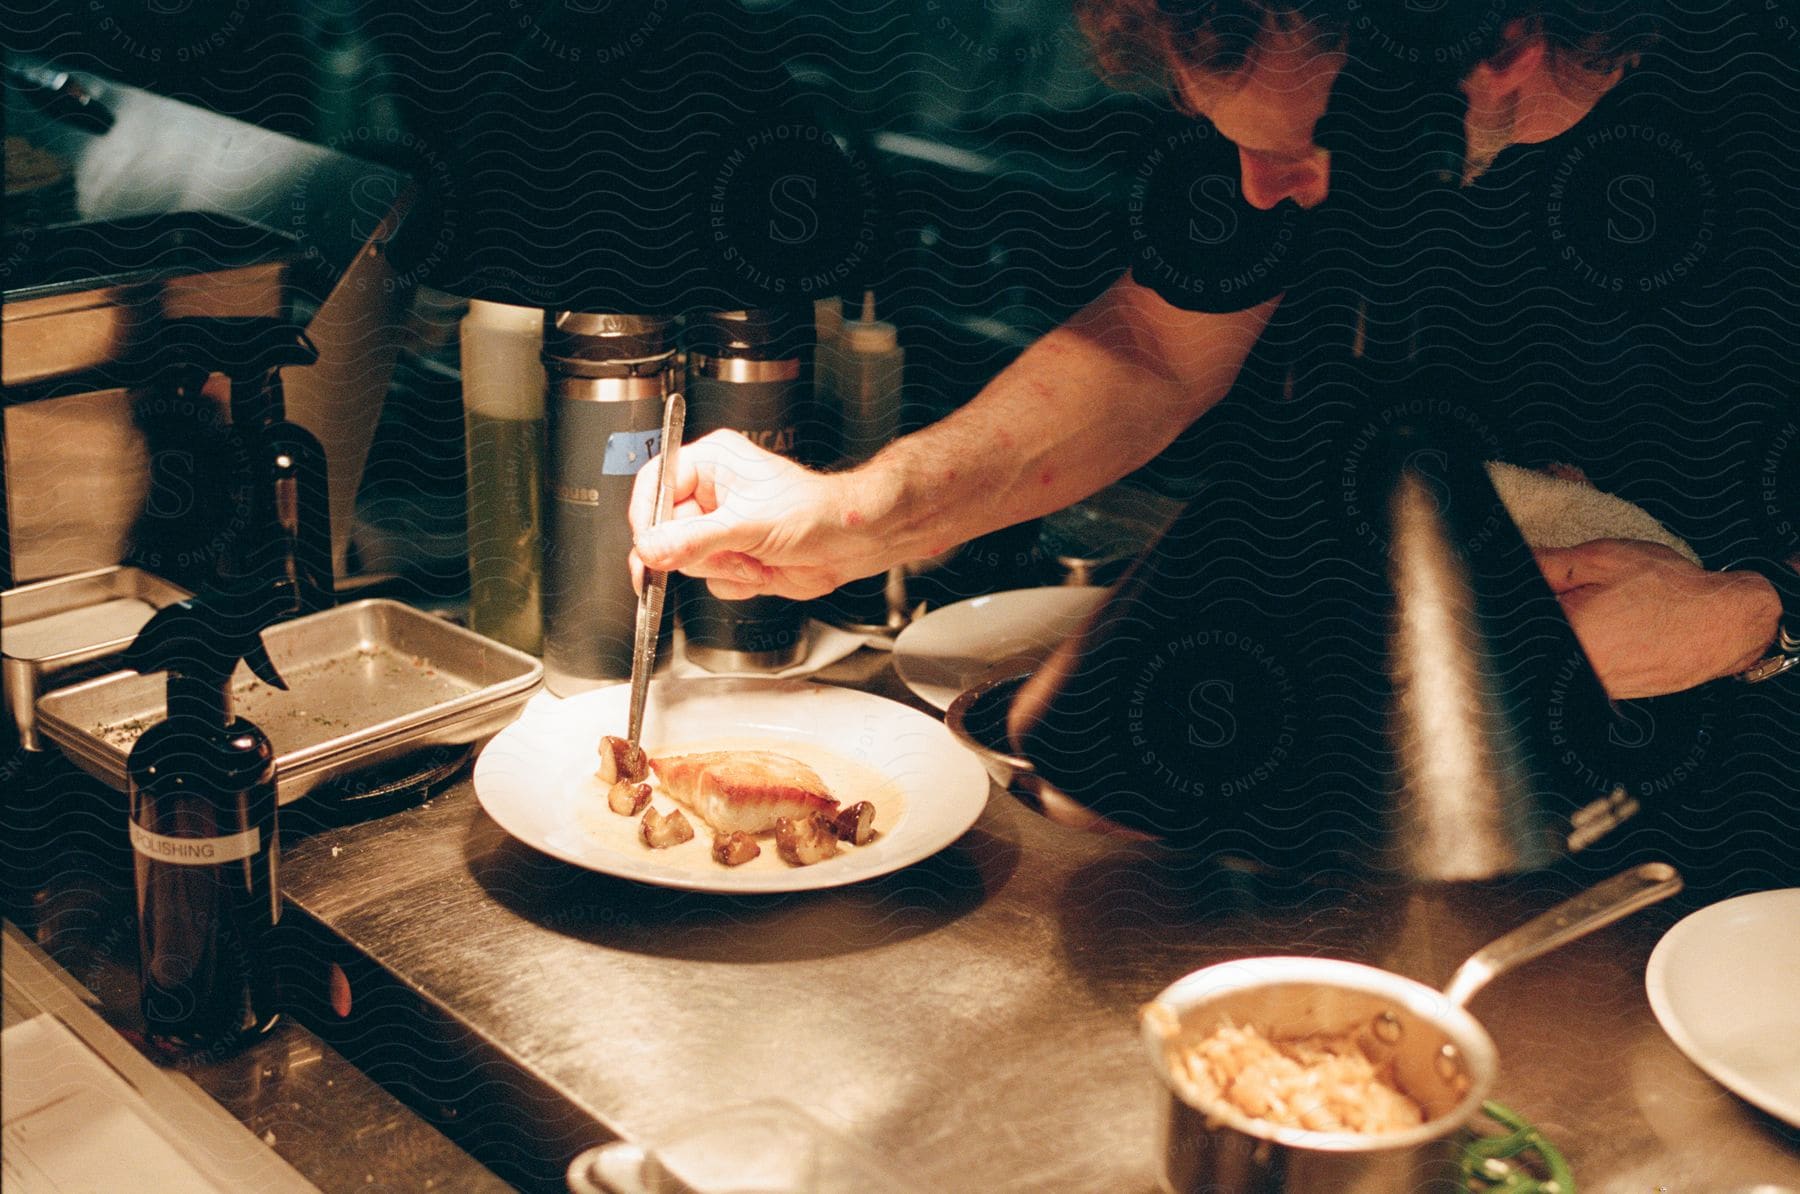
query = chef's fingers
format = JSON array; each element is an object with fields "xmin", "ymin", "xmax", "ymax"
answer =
[
  {"xmin": 628, "ymin": 457, "xmax": 664, "ymax": 534},
  {"xmin": 1533, "ymin": 544, "xmax": 1619, "ymax": 593},
  {"xmin": 707, "ymin": 569, "xmax": 839, "ymax": 602},
  {"xmin": 705, "ymin": 576, "xmax": 765, "ymax": 600},
  {"xmin": 631, "ymin": 548, "xmax": 765, "ymax": 595},
  {"xmin": 628, "ymin": 450, "xmax": 707, "ymax": 534},
  {"xmin": 629, "ymin": 498, "xmax": 709, "ymax": 595},
  {"xmin": 631, "ymin": 431, "xmax": 768, "ymax": 534},
  {"xmin": 675, "ymin": 551, "xmax": 773, "ymax": 586},
  {"xmin": 1535, "ymin": 539, "xmax": 1691, "ymax": 592},
  {"xmin": 1534, "ymin": 547, "xmax": 1583, "ymax": 594},
  {"xmin": 636, "ymin": 513, "xmax": 767, "ymax": 572}
]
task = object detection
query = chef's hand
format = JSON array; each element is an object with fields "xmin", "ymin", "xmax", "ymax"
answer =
[
  {"xmin": 628, "ymin": 430, "xmax": 892, "ymax": 601},
  {"xmin": 1534, "ymin": 539, "xmax": 1781, "ymax": 699}
]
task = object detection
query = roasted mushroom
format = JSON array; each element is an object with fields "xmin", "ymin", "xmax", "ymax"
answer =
[
  {"xmin": 640, "ymin": 807, "xmax": 694, "ymax": 849},
  {"xmin": 832, "ymin": 801, "xmax": 877, "ymax": 846},
  {"xmin": 711, "ymin": 831, "xmax": 761, "ymax": 867},
  {"xmin": 774, "ymin": 812, "xmax": 840, "ymax": 866},
  {"xmin": 597, "ymin": 735, "xmax": 648, "ymax": 784},
  {"xmin": 607, "ymin": 780, "xmax": 652, "ymax": 816}
]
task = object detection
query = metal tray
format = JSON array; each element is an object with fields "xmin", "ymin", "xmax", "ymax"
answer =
[
  {"xmin": 36, "ymin": 599, "xmax": 543, "ymax": 804},
  {"xmin": 3, "ymin": 566, "xmax": 191, "ymax": 750}
]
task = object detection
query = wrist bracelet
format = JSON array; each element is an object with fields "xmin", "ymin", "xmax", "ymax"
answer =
[{"xmin": 1727, "ymin": 557, "xmax": 1800, "ymax": 684}]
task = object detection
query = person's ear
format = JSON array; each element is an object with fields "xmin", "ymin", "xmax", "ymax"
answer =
[{"xmin": 1464, "ymin": 36, "xmax": 1547, "ymax": 104}]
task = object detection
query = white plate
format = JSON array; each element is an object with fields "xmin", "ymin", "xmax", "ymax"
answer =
[
  {"xmin": 473, "ymin": 679, "xmax": 990, "ymax": 894},
  {"xmin": 1645, "ymin": 888, "xmax": 1800, "ymax": 1126},
  {"xmin": 894, "ymin": 586, "xmax": 1108, "ymax": 711}
]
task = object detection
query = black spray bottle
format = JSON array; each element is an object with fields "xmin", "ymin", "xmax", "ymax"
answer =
[
  {"xmin": 159, "ymin": 316, "xmax": 332, "ymax": 612},
  {"xmin": 123, "ymin": 582, "xmax": 291, "ymax": 1053}
]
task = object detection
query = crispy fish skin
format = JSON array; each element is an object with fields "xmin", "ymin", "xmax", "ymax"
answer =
[{"xmin": 649, "ymin": 751, "xmax": 839, "ymax": 836}]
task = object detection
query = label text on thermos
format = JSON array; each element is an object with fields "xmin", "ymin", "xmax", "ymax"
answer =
[
  {"xmin": 602, "ymin": 429, "xmax": 663, "ymax": 475},
  {"xmin": 553, "ymin": 483, "xmax": 602, "ymax": 505},
  {"xmin": 742, "ymin": 426, "xmax": 797, "ymax": 454},
  {"xmin": 130, "ymin": 822, "xmax": 262, "ymax": 865}
]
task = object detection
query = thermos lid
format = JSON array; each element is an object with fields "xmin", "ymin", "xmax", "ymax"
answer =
[
  {"xmin": 685, "ymin": 306, "xmax": 812, "ymax": 361},
  {"xmin": 544, "ymin": 311, "xmax": 675, "ymax": 373}
]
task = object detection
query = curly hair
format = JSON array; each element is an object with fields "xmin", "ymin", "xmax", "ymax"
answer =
[{"xmin": 1077, "ymin": 0, "xmax": 1663, "ymax": 91}]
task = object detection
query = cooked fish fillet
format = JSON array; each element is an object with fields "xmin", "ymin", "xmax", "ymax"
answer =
[{"xmin": 649, "ymin": 751, "xmax": 839, "ymax": 836}]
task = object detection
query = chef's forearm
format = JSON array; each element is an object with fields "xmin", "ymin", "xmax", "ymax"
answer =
[
  {"xmin": 852, "ymin": 276, "xmax": 1277, "ymax": 563},
  {"xmin": 861, "ymin": 334, "xmax": 1186, "ymax": 561}
]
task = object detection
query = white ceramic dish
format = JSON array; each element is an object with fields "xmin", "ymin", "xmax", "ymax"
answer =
[
  {"xmin": 473, "ymin": 679, "xmax": 990, "ymax": 894},
  {"xmin": 1645, "ymin": 888, "xmax": 1800, "ymax": 1127},
  {"xmin": 893, "ymin": 586, "xmax": 1107, "ymax": 712}
]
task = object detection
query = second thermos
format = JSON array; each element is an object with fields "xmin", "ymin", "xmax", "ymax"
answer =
[
  {"xmin": 677, "ymin": 307, "xmax": 814, "ymax": 672},
  {"xmin": 542, "ymin": 312, "xmax": 677, "ymax": 695}
]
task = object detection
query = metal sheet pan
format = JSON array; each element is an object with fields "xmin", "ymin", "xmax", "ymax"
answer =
[
  {"xmin": 36, "ymin": 599, "xmax": 542, "ymax": 804},
  {"xmin": 2, "ymin": 565, "xmax": 191, "ymax": 750}
]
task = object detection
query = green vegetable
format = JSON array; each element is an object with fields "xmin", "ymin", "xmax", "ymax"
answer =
[{"xmin": 1459, "ymin": 1101, "xmax": 1575, "ymax": 1194}]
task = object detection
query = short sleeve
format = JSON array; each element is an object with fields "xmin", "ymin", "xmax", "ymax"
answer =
[{"xmin": 1124, "ymin": 109, "xmax": 1309, "ymax": 313}]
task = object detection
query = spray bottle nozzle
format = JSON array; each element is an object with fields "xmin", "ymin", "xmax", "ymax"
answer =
[
  {"xmin": 159, "ymin": 318, "xmax": 320, "ymax": 381},
  {"xmin": 244, "ymin": 640, "xmax": 288, "ymax": 691},
  {"xmin": 124, "ymin": 579, "xmax": 294, "ymax": 723}
]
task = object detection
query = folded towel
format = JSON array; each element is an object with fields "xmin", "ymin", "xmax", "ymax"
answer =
[{"xmin": 1486, "ymin": 461, "xmax": 1700, "ymax": 565}]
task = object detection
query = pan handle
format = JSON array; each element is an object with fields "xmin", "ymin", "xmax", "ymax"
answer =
[{"xmin": 1443, "ymin": 863, "xmax": 1683, "ymax": 1007}]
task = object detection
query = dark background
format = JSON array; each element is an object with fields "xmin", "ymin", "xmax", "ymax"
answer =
[{"xmin": 6, "ymin": 0, "xmax": 1180, "ymax": 596}]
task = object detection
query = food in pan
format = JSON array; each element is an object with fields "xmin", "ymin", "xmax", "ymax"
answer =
[
  {"xmin": 1168, "ymin": 1022, "xmax": 1425, "ymax": 1135},
  {"xmin": 649, "ymin": 750, "xmax": 841, "ymax": 836},
  {"xmin": 640, "ymin": 806, "xmax": 695, "ymax": 849},
  {"xmin": 711, "ymin": 831, "xmax": 761, "ymax": 867},
  {"xmin": 608, "ymin": 780, "xmax": 651, "ymax": 816},
  {"xmin": 597, "ymin": 735, "xmax": 648, "ymax": 785}
]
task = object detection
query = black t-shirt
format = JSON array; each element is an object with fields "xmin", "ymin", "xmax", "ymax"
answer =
[
  {"xmin": 1029, "ymin": 31, "xmax": 1800, "ymax": 891},
  {"xmin": 1124, "ymin": 109, "xmax": 1309, "ymax": 314}
]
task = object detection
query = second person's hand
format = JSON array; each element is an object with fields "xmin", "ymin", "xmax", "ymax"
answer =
[
  {"xmin": 1534, "ymin": 539, "xmax": 1781, "ymax": 699},
  {"xmin": 628, "ymin": 429, "xmax": 899, "ymax": 600}
]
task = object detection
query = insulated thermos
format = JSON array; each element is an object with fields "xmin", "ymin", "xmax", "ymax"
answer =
[
  {"xmin": 542, "ymin": 312, "xmax": 677, "ymax": 694},
  {"xmin": 677, "ymin": 308, "xmax": 813, "ymax": 672}
]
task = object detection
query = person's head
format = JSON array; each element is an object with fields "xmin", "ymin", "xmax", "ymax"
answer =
[{"xmin": 1079, "ymin": 0, "xmax": 1661, "ymax": 206}]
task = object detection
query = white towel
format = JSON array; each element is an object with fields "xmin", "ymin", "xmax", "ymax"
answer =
[{"xmin": 1486, "ymin": 461, "xmax": 1700, "ymax": 565}]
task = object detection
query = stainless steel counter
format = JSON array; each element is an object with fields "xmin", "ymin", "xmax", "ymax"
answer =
[
  {"xmin": 2, "ymin": 742, "xmax": 514, "ymax": 1194},
  {"xmin": 280, "ymin": 658, "xmax": 1800, "ymax": 1193}
]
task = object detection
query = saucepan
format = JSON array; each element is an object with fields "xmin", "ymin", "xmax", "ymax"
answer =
[
  {"xmin": 1140, "ymin": 863, "xmax": 1683, "ymax": 1194},
  {"xmin": 945, "ymin": 670, "xmax": 1145, "ymax": 837}
]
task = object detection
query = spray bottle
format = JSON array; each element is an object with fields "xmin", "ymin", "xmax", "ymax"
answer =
[
  {"xmin": 123, "ymin": 581, "xmax": 292, "ymax": 1053},
  {"xmin": 223, "ymin": 321, "xmax": 333, "ymax": 614}
]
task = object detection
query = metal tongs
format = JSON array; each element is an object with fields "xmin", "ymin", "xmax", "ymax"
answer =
[{"xmin": 627, "ymin": 393, "xmax": 686, "ymax": 751}]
